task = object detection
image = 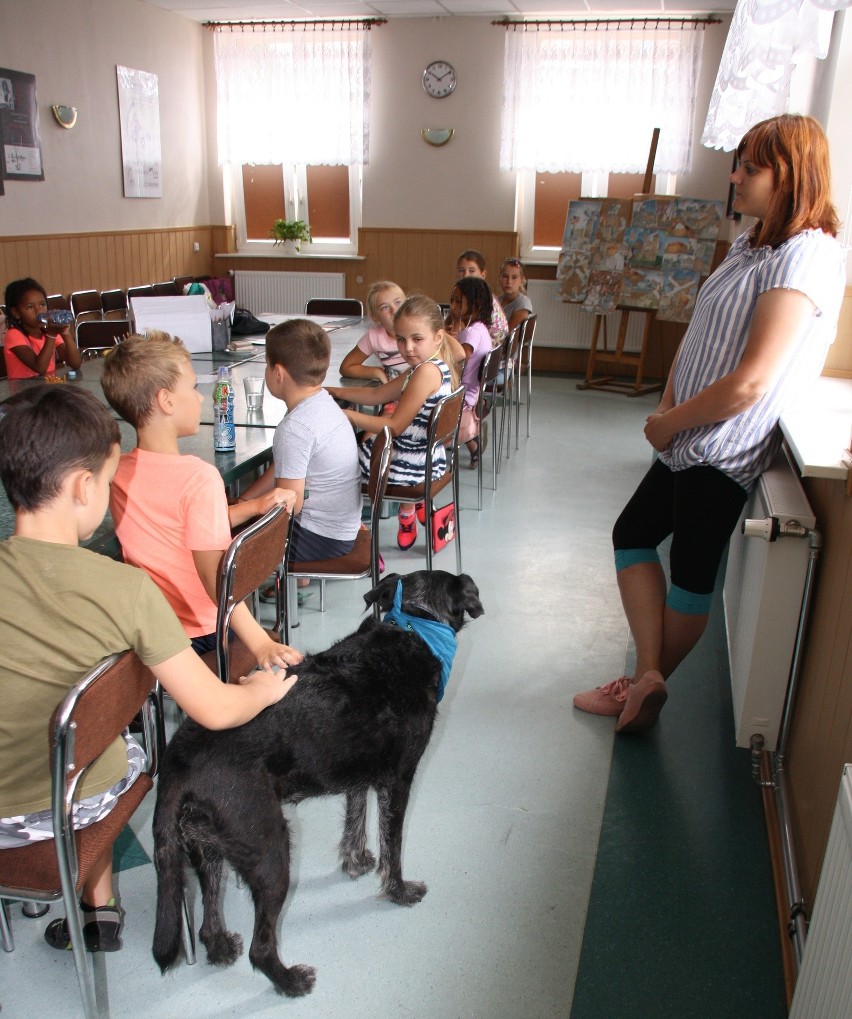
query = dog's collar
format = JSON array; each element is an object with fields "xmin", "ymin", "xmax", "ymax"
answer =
[{"xmin": 383, "ymin": 580, "xmax": 457, "ymax": 702}]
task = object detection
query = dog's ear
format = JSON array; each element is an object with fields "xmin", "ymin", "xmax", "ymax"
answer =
[
  {"xmin": 457, "ymin": 574, "xmax": 484, "ymax": 619},
  {"xmin": 364, "ymin": 573, "xmax": 402, "ymax": 613}
]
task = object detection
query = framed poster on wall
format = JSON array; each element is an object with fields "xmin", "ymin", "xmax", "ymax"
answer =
[
  {"xmin": 0, "ymin": 67, "xmax": 43, "ymax": 185},
  {"xmin": 116, "ymin": 65, "xmax": 162, "ymax": 198}
]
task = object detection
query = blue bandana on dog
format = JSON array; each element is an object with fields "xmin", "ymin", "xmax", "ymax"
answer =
[{"xmin": 383, "ymin": 579, "xmax": 457, "ymax": 702}]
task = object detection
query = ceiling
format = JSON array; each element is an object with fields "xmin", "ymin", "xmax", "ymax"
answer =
[{"xmin": 146, "ymin": 0, "xmax": 737, "ymax": 24}]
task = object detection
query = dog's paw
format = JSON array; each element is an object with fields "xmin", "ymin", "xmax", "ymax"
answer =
[
  {"xmin": 276, "ymin": 964, "xmax": 317, "ymax": 998},
  {"xmin": 383, "ymin": 879, "xmax": 428, "ymax": 906},
  {"xmin": 341, "ymin": 848, "xmax": 376, "ymax": 879},
  {"xmin": 200, "ymin": 929, "xmax": 244, "ymax": 966}
]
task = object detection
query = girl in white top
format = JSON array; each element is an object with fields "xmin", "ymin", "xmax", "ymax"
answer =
[
  {"xmin": 573, "ymin": 114, "xmax": 846, "ymax": 735},
  {"xmin": 340, "ymin": 281, "xmax": 407, "ymax": 383},
  {"xmin": 498, "ymin": 258, "xmax": 533, "ymax": 333}
]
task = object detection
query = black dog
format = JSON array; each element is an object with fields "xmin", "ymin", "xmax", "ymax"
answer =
[{"xmin": 152, "ymin": 570, "xmax": 483, "ymax": 997}]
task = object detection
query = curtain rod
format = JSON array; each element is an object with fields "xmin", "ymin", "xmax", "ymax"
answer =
[
  {"xmin": 492, "ymin": 16, "xmax": 721, "ymax": 31},
  {"xmin": 206, "ymin": 18, "xmax": 387, "ymax": 32}
]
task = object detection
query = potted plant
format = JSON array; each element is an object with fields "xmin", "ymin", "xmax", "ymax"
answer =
[{"xmin": 271, "ymin": 218, "xmax": 312, "ymax": 254}]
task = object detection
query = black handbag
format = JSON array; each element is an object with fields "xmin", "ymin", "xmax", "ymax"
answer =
[{"xmin": 230, "ymin": 308, "xmax": 270, "ymax": 337}]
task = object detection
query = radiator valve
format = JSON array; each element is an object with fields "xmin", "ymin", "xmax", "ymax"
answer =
[{"xmin": 742, "ymin": 516, "xmax": 810, "ymax": 542}]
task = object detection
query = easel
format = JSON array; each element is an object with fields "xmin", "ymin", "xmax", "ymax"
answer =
[
  {"xmin": 575, "ymin": 128, "xmax": 664, "ymax": 398},
  {"xmin": 576, "ymin": 306, "xmax": 661, "ymax": 397}
]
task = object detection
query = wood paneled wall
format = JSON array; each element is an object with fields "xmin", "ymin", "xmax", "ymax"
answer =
[
  {"xmin": 0, "ymin": 227, "xmax": 217, "ymax": 298},
  {"xmin": 787, "ymin": 475, "xmax": 852, "ymax": 905}
]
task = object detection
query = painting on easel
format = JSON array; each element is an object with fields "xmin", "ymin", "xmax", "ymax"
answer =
[{"xmin": 556, "ymin": 194, "xmax": 724, "ymax": 323}]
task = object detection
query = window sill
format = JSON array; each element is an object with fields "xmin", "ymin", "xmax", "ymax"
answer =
[{"xmin": 215, "ymin": 251, "xmax": 366, "ymax": 261}]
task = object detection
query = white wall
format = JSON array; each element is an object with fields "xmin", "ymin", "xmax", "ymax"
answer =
[{"xmin": 0, "ymin": 0, "xmax": 209, "ymax": 235}]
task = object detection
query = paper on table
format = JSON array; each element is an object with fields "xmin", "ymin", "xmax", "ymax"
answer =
[{"xmin": 130, "ymin": 295, "xmax": 212, "ymax": 353}]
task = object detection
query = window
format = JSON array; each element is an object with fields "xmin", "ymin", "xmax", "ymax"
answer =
[
  {"xmin": 237, "ymin": 163, "xmax": 361, "ymax": 253},
  {"xmin": 500, "ymin": 21, "xmax": 702, "ymax": 260},
  {"xmin": 212, "ymin": 21, "xmax": 373, "ymax": 256}
]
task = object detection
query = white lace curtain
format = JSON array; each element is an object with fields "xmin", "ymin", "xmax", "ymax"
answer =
[
  {"xmin": 213, "ymin": 27, "xmax": 371, "ymax": 166},
  {"xmin": 702, "ymin": 0, "xmax": 851, "ymax": 151},
  {"xmin": 500, "ymin": 26, "xmax": 706, "ymax": 174}
]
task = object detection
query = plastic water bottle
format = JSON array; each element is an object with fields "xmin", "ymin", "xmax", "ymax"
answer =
[{"xmin": 213, "ymin": 366, "xmax": 235, "ymax": 451}]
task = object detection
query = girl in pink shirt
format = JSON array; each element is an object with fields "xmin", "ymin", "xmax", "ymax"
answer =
[{"xmin": 3, "ymin": 277, "xmax": 81, "ymax": 379}]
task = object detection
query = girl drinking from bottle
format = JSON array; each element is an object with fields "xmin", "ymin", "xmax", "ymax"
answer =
[{"xmin": 3, "ymin": 278, "xmax": 81, "ymax": 379}]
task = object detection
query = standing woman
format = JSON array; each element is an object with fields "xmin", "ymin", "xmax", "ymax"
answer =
[{"xmin": 574, "ymin": 114, "xmax": 846, "ymax": 733}]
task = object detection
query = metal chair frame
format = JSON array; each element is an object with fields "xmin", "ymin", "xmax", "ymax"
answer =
[
  {"xmin": 75, "ymin": 319, "xmax": 130, "ymax": 359},
  {"xmin": 100, "ymin": 289, "xmax": 129, "ymax": 320},
  {"xmin": 474, "ymin": 345, "xmax": 504, "ymax": 510},
  {"xmin": 517, "ymin": 313, "xmax": 538, "ymax": 440},
  {"xmin": 286, "ymin": 427, "xmax": 392, "ymax": 632},
  {"xmin": 0, "ymin": 652, "xmax": 173, "ymax": 1018},
  {"xmin": 203, "ymin": 503, "xmax": 292, "ymax": 682},
  {"xmin": 497, "ymin": 323, "xmax": 523, "ymax": 471}
]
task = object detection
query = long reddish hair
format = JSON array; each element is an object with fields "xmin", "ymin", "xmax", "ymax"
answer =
[{"xmin": 737, "ymin": 114, "xmax": 838, "ymax": 249}]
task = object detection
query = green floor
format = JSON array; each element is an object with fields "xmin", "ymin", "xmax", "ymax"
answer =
[{"xmin": 571, "ymin": 574, "xmax": 787, "ymax": 1019}]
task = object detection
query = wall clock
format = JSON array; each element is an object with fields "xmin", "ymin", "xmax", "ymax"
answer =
[{"xmin": 422, "ymin": 61, "xmax": 457, "ymax": 99}]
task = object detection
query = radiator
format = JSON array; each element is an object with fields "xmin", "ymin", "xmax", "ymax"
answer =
[
  {"xmin": 723, "ymin": 449, "xmax": 816, "ymax": 750},
  {"xmin": 789, "ymin": 765, "xmax": 852, "ymax": 1019},
  {"xmin": 525, "ymin": 279, "xmax": 646, "ymax": 351},
  {"xmin": 233, "ymin": 271, "xmax": 345, "ymax": 316}
]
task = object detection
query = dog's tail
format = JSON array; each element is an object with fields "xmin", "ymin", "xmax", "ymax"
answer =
[{"xmin": 151, "ymin": 792, "xmax": 189, "ymax": 973}]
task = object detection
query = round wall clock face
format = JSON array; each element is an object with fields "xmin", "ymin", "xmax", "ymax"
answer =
[{"xmin": 422, "ymin": 61, "xmax": 457, "ymax": 99}]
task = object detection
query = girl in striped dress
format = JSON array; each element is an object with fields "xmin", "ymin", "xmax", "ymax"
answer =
[
  {"xmin": 573, "ymin": 114, "xmax": 846, "ymax": 734},
  {"xmin": 327, "ymin": 295, "xmax": 461, "ymax": 551}
]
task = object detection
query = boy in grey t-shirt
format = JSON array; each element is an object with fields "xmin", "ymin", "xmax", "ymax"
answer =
[{"xmin": 238, "ymin": 319, "xmax": 362, "ymax": 562}]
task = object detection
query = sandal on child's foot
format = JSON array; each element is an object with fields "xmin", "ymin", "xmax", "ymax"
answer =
[
  {"xmin": 397, "ymin": 512, "xmax": 417, "ymax": 551},
  {"xmin": 44, "ymin": 902, "xmax": 125, "ymax": 953}
]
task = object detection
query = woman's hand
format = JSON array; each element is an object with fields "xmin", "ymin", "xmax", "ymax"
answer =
[{"xmin": 644, "ymin": 411, "xmax": 674, "ymax": 452}]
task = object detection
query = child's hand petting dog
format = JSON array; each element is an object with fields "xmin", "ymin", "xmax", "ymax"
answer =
[
  {"xmin": 255, "ymin": 638, "xmax": 303, "ymax": 672},
  {"xmin": 238, "ymin": 667, "xmax": 298, "ymax": 706}
]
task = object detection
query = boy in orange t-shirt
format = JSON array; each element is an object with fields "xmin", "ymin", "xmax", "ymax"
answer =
[{"xmin": 102, "ymin": 331, "xmax": 301, "ymax": 667}]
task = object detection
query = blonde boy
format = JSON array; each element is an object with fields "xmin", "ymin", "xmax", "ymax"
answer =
[{"xmin": 101, "ymin": 332, "xmax": 301, "ymax": 665}]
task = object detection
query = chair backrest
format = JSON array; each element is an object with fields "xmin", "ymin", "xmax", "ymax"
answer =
[
  {"xmin": 46, "ymin": 294, "xmax": 70, "ymax": 312},
  {"xmin": 76, "ymin": 319, "xmax": 130, "ymax": 355},
  {"xmin": 424, "ymin": 385, "xmax": 465, "ymax": 483},
  {"xmin": 153, "ymin": 281, "xmax": 180, "ymax": 296},
  {"xmin": 520, "ymin": 313, "xmax": 537, "ymax": 363},
  {"xmin": 127, "ymin": 284, "xmax": 154, "ymax": 300},
  {"xmin": 50, "ymin": 651, "xmax": 156, "ymax": 806},
  {"xmin": 214, "ymin": 503, "xmax": 292, "ymax": 680},
  {"xmin": 173, "ymin": 275, "xmax": 194, "ymax": 291},
  {"xmin": 70, "ymin": 290, "xmax": 102, "ymax": 320},
  {"xmin": 101, "ymin": 289, "xmax": 128, "ymax": 317},
  {"xmin": 305, "ymin": 298, "xmax": 363, "ymax": 317},
  {"xmin": 505, "ymin": 322, "xmax": 523, "ymax": 368},
  {"xmin": 476, "ymin": 345, "xmax": 503, "ymax": 420}
]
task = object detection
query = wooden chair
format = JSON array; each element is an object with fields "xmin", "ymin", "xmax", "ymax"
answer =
[
  {"xmin": 286, "ymin": 427, "xmax": 392, "ymax": 630},
  {"xmin": 305, "ymin": 298, "xmax": 363, "ymax": 317},
  {"xmin": 75, "ymin": 319, "xmax": 129, "ymax": 358},
  {"xmin": 516, "ymin": 313, "xmax": 538, "ymax": 440},
  {"xmin": 474, "ymin": 345, "xmax": 504, "ymax": 510},
  {"xmin": 382, "ymin": 386, "xmax": 465, "ymax": 573},
  {"xmin": 100, "ymin": 289, "xmax": 128, "ymax": 320},
  {"xmin": 0, "ymin": 652, "xmax": 165, "ymax": 1018},
  {"xmin": 152, "ymin": 281, "xmax": 180, "ymax": 296},
  {"xmin": 70, "ymin": 290, "xmax": 102, "ymax": 322},
  {"xmin": 200, "ymin": 503, "xmax": 292, "ymax": 681}
]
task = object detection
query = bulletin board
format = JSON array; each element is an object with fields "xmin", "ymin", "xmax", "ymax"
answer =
[
  {"xmin": 0, "ymin": 67, "xmax": 44, "ymax": 187},
  {"xmin": 556, "ymin": 195, "xmax": 725, "ymax": 323}
]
